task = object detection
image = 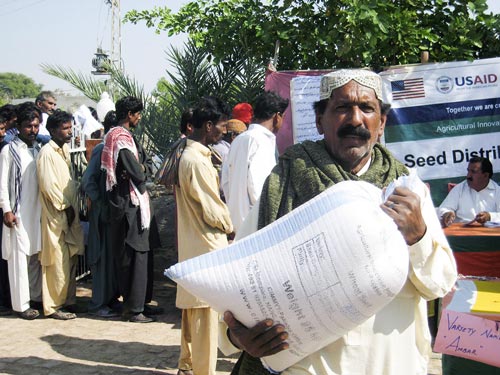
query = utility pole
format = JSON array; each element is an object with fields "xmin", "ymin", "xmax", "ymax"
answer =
[
  {"xmin": 111, "ymin": 0, "xmax": 122, "ymax": 71},
  {"xmin": 92, "ymin": 0, "xmax": 121, "ymax": 83}
]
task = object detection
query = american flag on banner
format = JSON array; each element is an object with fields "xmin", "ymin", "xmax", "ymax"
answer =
[{"xmin": 390, "ymin": 78, "xmax": 425, "ymax": 100}]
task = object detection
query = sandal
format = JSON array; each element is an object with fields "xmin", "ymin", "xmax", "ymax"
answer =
[
  {"xmin": 50, "ymin": 310, "xmax": 76, "ymax": 320},
  {"xmin": 18, "ymin": 308, "xmax": 40, "ymax": 320},
  {"xmin": 128, "ymin": 313, "xmax": 154, "ymax": 323}
]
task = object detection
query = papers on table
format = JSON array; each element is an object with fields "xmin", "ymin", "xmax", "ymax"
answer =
[
  {"xmin": 484, "ymin": 221, "xmax": 500, "ymax": 228},
  {"xmin": 446, "ymin": 279, "xmax": 500, "ymax": 316}
]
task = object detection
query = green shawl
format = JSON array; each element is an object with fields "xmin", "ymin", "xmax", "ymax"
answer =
[
  {"xmin": 258, "ymin": 140, "xmax": 409, "ymax": 229},
  {"xmin": 233, "ymin": 140, "xmax": 408, "ymax": 375}
]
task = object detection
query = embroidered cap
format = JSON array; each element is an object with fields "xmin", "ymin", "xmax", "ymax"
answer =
[
  {"xmin": 227, "ymin": 119, "xmax": 247, "ymax": 133},
  {"xmin": 320, "ymin": 69, "xmax": 383, "ymax": 101}
]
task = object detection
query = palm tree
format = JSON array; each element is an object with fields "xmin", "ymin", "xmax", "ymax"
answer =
[{"xmin": 41, "ymin": 38, "xmax": 265, "ymax": 158}]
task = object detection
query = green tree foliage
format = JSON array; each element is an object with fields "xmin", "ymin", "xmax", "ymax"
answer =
[
  {"xmin": 125, "ymin": 0, "xmax": 500, "ymax": 71},
  {"xmin": 161, "ymin": 39, "xmax": 264, "ymax": 111},
  {"xmin": 150, "ymin": 39, "xmax": 264, "ymax": 155},
  {"xmin": 0, "ymin": 72, "xmax": 42, "ymax": 99}
]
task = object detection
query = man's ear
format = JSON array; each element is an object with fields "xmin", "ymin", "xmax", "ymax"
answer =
[
  {"xmin": 378, "ymin": 114, "xmax": 387, "ymax": 138},
  {"xmin": 203, "ymin": 120, "xmax": 213, "ymax": 134},
  {"xmin": 316, "ymin": 114, "xmax": 324, "ymax": 135}
]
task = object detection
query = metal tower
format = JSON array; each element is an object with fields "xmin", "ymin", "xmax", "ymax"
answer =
[
  {"xmin": 111, "ymin": 0, "xmax": 122, "ymax": 71},
  {"xmin": 92, "ymin": 0, "xmax": 121, "ymax": 76}
]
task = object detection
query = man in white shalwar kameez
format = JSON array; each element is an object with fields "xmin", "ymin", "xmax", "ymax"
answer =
[
  {"xmin": 221, "ymin": 91, "xmax": 289, "ymax": 233},
  {"xmin": 0, "ymin": 102, "xmax": 43, "ymax": 320},
  {"xmin": 220, "ymin": 70, "xmax": 457, "ymax": 375}
]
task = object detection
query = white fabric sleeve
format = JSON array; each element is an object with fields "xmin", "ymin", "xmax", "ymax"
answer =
[
  {"xmin": 436, "ymin": 183, "xmax": 462, "ymax": 218},
  {"xmin": 0, "ymin": 147, "xmax": 13, "ymax": 213},
  {"xmin": 247, "ymin": 141, "xmax": 276, "ymax": 206},
  {"xmin": 408, "ymin": 180, "xmax": 457, "ymax": 300}
]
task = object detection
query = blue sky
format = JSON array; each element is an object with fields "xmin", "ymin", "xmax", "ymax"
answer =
[
  {"xmin": 1, "ymin": 0, "xmax": 499, "ymax": 96},
  {"xmin": 1, "ymin": 0, "xmax": 187, "ymax": 94}
]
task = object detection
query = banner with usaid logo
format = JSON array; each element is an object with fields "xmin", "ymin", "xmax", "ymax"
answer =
[{"xmin": 380, "ymin": 57, "xmax": 500, "ymax": 203}]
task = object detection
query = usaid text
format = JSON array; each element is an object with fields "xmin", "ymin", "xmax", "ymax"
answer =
[{"xmin": 404, "ymin": 146, "xmax": 500, "ymax": 168}]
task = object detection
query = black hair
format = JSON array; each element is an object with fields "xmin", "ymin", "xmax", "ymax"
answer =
[
  {"xmin": 469, "ymin": 156, "xmax": 493, "ymax": 178},
  {"xmin": 88, "ymin": 106, "xmax": 98, "ymax": 121},
  {"xmin": 115, "ymin": 96, "xmax": 144, "ymax": 122},
  {"xmin": 46, "ymin": 109, "xmax": 73, "ymax": 132},
  {"xmin": 180, "ymin": 107, "xmax": 194, "ymax": 134},
  {"xmin": 15, "ymin": 102, "xmax": 42, "ymax": 126},
  {"xmin": 312, "ymin": 99, "xmax": 328, "ymax": 116},
  {"xmin": 0, "ymin": 104, "xmax": 18, "ymax": 122},
  {"xmin": 253, "ymin": 91, "xmax": 289, "ymax": 121},
  {"xmin": 103, "ymin": 110, "xmax": 117, "ymax": 134},
  {"xmin": 191, "ymin": 97, "xmax": 230, "ymax": 129}
]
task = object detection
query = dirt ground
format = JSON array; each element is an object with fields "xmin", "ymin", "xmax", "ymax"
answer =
[
  {"xmin": 0, "ymin": 187, "xmax": 442, "ymax": 374},
  {"xmin": 0, "ymin": 188, "xmax": 237, "ymax": 375}
]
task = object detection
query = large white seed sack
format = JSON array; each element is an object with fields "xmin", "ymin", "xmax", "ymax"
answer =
[{"xmin": 166, "ymin": 180, "xmax": 409, "ymax": 372}]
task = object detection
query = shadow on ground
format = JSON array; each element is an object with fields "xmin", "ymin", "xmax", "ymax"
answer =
[
  {"xmin": 0, "ymin": 356, "xmax": 171, "ymax": 374},
  {"xmin": 41, "ymin": 334, "xmax": 178, "ymax": 368}
]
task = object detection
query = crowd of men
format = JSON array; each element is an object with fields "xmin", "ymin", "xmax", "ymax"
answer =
[
  {"xmin": 2, "ymin": 68, "xmax": 500, "ymax": 375},
  {"xmin": 0, "ymin": 97, "xmax": 83, "ymax": 320},
  {"xmin": 0, "ymin": 93, "xmax": 162, "ymax": 323}
]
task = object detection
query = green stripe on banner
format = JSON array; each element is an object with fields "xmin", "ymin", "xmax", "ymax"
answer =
[
  {"xmin": 385, "ymin": 115, "xmax": 500, "ymax": 143},
  {"xmin": 447, "ymin": 236, "xmax": 499, "ymax": 252}
]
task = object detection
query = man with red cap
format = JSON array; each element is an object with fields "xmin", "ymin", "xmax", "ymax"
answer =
[
  {"xmin": 221, "ymin": 91, "xmax": 289, "ymax": 233},
  {"xmin": 231, "ymin": 103, "xmax": 254, "ymax": 126}
]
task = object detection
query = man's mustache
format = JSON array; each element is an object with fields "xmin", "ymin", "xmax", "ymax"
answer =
[{"xmin": 337, "ymin": 125, "xmax": 371, "ymax": 140}]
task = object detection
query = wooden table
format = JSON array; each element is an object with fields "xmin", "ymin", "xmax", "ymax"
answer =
[{"xmin": 441, "ymin": 223, "xmax": 500, "ymax": 374}]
